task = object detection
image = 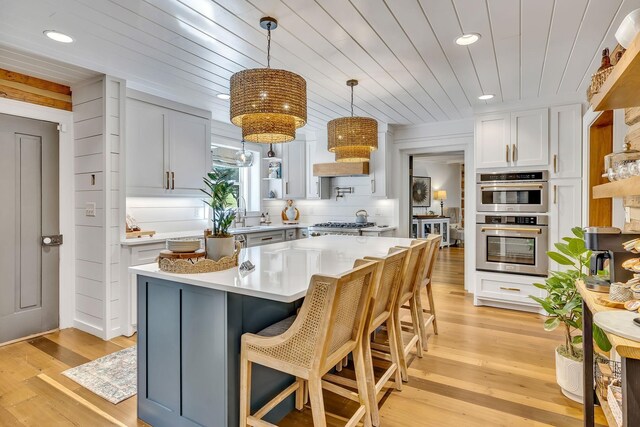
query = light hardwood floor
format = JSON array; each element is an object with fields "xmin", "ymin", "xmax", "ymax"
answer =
[{"xmin": 0, "ymin": 247, "xmax": 606, "ymax": 426}]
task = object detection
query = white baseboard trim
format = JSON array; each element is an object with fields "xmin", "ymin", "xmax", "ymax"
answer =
[{"xmin": 73, "ymin": 319, "xmax": 106, "ymax": 340}]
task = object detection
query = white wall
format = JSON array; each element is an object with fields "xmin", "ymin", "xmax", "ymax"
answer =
[{"xmin": 412, "ymin": 158, "xmax": 462, "ymax": 214}]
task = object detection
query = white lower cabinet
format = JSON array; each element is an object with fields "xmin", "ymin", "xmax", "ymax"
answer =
[
  {"xmin": 120, "ymin": 240, "xmax": 202, "ymax": 336},
  {"xmin": 474, "ymin": 271, "xmax": 546, "ymax": 312},
  {"xmin": 246, "ymin": 230, "xmax": 285, "ymax": 247}
]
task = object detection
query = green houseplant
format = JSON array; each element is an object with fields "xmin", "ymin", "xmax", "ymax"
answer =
[
  {"xmin": 530, "ymin": 226, "xmax": 611, "ymax": 403},
  {"xmin": 202, "ymin": 169, "xmax": 238, "ymax": 260}
]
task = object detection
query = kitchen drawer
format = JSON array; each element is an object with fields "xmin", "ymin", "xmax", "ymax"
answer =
[
  {"xmin": 130, "ymin": 242, "xmax": 168, "ymax": 265},
  {"xmin": 476, "ymin": 272, "xmax": 544, "ymax": 305},
  {"xmin": 246, "ymin": 231, "xmax": 285, "ymax": 247},
  {"xmin": 285, "ymin": 229, "xmax": 297, "ymax": 241}
]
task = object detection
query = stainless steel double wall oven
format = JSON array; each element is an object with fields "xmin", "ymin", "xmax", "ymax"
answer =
[{"xmin": 476, "ymin": 171, "xmax": 549, "ymax": 276}]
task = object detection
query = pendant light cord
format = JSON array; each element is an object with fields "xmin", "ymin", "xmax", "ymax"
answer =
[
  {"xmin": 350, "ymin": 85, "xmax": 354, "ymax": 117},
  {"xmin": 266, "ymin": 23, "xmax": 272, "ymax": 68}
]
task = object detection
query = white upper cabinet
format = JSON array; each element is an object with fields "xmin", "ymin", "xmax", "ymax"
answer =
[
  {"xmin": 282, "ymin": 139, "xmax": 306, "ymax": 199},
  {"xmin": 126, "ymin": 96, "xmax": 211, "ymax": 196},
  {"xmin": 475, "ymin": 109, "xmax": 549, "ymax": 169},
  {"xmin": 126, "ymin": 99, "xmax": 168, "ymax": 192},
  {"xmin": 306, "ymin": 139, "xmax": 320, "ymax": 199},
  {"xmin": 548, "ymin": 178, "xmax": 582, "ymax": 271},
  {"xmin": 510, "ymin": 109, "xmax": 549, "ymax": 167},
  {"xmin": 475, "ymin": 113, "xmax": 511, "ymax": 169},
  {"xmin": 370, "ymin": 131, "xmax": 391, "ymax": 198},
  {"xmin": 169, "ymin": 110, "xmax": 211, "ymax": 191},
  {"xmin": 550, "ymin": 104, "xmax": 582, "ymax": 179}
]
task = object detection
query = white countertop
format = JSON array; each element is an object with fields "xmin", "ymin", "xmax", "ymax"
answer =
[
  {"xmin": 129, "ymin": 235, "xmax": 413, "ymax": 302},
  {"xmin": 121, "ymin": 224, "xmax": 311, "ymax": 246}
]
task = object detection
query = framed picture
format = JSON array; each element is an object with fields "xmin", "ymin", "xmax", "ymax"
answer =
[{"xmin": 411, "ymin": 176, "xmax": 431, "ymax": 208}]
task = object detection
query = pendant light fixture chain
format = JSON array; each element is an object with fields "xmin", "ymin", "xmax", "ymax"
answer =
[
  {"xmin": 267, "ymin": 24, "xmax": 271, "ymax": 68},
  {"xmin": 346, "ymin": 79, "xmax": 358, "ymax": 117}
]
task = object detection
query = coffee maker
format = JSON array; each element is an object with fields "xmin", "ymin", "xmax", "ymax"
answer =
[{"xmin": 584, "ymin": 227, "xmax": 640, "ymax": 292}]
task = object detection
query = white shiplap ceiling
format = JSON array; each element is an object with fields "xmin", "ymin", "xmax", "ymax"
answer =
[{"xmin": 0, "ymin": 0, "xmax": 638, "ymax": 130}]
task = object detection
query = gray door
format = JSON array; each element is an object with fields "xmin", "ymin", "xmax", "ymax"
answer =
[{"xmin": 0, "ymin": 113, "xmax": 59, "ymax": 343}]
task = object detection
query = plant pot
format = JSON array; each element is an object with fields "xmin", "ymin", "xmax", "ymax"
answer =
[
  {"xmin": 555, "ymin": 346, "xmax": 584, "ymax": 403},
  {"xmin": 206, "ymin": 236, "xmax": 235, "ymax": 261}
]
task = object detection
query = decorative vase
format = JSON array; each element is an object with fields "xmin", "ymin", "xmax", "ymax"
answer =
[
  {"xmin": 206, "ymin": 236, "xmax": 235, "ymax": 261},
  {"xmin": 555, "ymin": 346, "xmax": 584, "ymax": 403}
]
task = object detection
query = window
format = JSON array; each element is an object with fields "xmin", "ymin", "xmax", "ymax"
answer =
[{"xmin": 211, "ymin": 142, "xmax": 261, "ymax": 213}]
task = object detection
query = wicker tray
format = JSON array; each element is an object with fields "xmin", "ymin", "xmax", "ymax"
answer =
[
  {"xmin": 158, "ymin": 246, "xmax": 240, "ymax": 274},
  {"xmin": 587, "ymin": 66, "xmax": 614, "ymax": 102}
]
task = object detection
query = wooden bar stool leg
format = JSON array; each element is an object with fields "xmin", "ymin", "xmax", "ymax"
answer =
[
  {"xmin": 414, "ymin": 289, "xmax": 429, "ymax": 351},
  {"xmin": 410, "ymin": 297, "xmax": 423, "ymax": 358},
  {"xmin": 295, "ymin": 377, "xmax": 305, "ymax": 411},
  {"xmin": 239, "ymin": 357, "xmax": 251, "ymax": 427},
  {"xmin": 361, "ymin": 335, "xmax": 380, "ymax": 426},
  {"xmin": 386, "ymin": 318, "xmax": 403, "ymax": 391},
  {"xmin": 427, "ymin": 281, "xmax": 438, "ymax": 335},
  {"xmin": 308, "ymin": 377, "xmax": 328, "ymax": 427},
  {"xmin": 353, "ymin": 343, "xmax": 373, "ymax": 427},
  {"xmin": 392, "ymin": 310, "xmax": 409, "ymax": 382}
]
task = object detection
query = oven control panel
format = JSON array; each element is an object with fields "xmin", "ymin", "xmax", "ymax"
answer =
[{"xmin": 477, "ymin": 214, "xmax": 549, "ymax": 226}]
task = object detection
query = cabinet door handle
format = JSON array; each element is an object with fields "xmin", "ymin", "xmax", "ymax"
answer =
[
  {"xmin": 500, "ymin": 287, "xmax": 521, "ymax": 292},
  {"xmin": 505, "ymin": 144, "xmax": 510, "ymax": 163},
  {"xmin": 553, "ymin": 154, "xmax": 558, "ymax": 173},
  {"xmin": 171, "ymin": 172, "xmax": 175, "ymax": 190},
  {"xmin": 553, "ymin": 185, "xmax": 557, "ymax": 204},
  {"xmin": 512, "ymin": 144, "xmax": 517, "ymax": 162},
  {"xmin": 316, "ymin": 180, "xmax": 319, "ymax": 196},
  {"xmin": 166, "ymin": 171, "xmax": 170, "ymax": 190},
  {"xmin": 371, "ymin": 179, "xmax": 375, "ymax": 193},
  {"xmin": 286, "ymin": 182, "xmax": 289, "ymax": 194}
]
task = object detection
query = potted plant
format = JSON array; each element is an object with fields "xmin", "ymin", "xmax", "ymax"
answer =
[
  {"xmin": 202, "ymin": 169, "xmax": 238, "ymax": 261},
  {"xmin": 530, "ymin": 227, "xmax": 611, "ymax": 403}
]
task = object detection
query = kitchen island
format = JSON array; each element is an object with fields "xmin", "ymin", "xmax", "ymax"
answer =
[{"xmin": 130, "ymin": 235, "xmax": 413, "ymax": 427}]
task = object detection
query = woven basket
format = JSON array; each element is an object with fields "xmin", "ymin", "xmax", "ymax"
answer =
[
  {"xmin": 609, "ymin": 282, "xmax": 633, "ymax": 302},
  {"xmin": 587, "ymin": 67, "xmax": 614, "ymax": 102},
  {"xmin": 159, "ymin": 246, "xmax": 240, "ymax": 274}
]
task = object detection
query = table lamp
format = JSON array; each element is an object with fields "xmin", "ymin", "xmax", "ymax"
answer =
[{"xmin": 433, "ymin": 190, "xmax": 447, "ymax": 217}]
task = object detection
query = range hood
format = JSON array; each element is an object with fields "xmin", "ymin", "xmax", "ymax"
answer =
[{"xmin": 312, "ymin": 162, "xmax": 370, "ymax": 177}]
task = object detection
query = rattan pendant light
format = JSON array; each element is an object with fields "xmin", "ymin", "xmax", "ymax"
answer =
[
  {"xmin": 230, "ymin": 17, "xmax": 307, "ymax": 144},
  {"xmin": 328, "ymin": 80, "xmax": 378, "ymax": 162}
]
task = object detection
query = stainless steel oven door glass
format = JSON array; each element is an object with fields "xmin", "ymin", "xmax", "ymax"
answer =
[
  {"xmin": 476, "ymin": 216, "xmax": 549, "ymax": 276},
  {"xmin": 476, "ymin": 171, "xmax": 548, "ymax": 213}
]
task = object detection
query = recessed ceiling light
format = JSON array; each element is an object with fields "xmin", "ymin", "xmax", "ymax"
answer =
[
  {"xmin": 478, "ymin": 94, "xmax": 494, "ymax": 100},
  {"xmin": 43, "ymin": 30, "xmax": 73, "ymax": 43},
  {"xmin": 455, "ymin": 33, "xmax": 481, "ymax": 46},
  {"xmin": 216, "ymin": 93, "xmax": 230, "ymax": 100}
]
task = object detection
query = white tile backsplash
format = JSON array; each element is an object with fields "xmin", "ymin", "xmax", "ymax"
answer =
[{"xmin": 127, "ymin": 197, "xmax": 208, "ymax": 233}]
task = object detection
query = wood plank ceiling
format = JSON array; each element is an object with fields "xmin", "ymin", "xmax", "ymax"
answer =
[{"xmin": 0, "ymin": 0, "xmax": 638, "ymax": 130}]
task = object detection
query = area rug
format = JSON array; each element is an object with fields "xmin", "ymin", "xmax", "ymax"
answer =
[{"xmin": 62, "ymin": 346, "xmax": 137, "ymax": 404}]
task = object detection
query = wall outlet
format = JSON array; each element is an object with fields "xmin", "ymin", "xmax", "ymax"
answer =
[{"xmin": 85, "ymin": 202, "xmax": 96, "ymax": 217}]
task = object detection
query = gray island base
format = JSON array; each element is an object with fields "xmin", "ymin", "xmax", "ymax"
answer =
[{"xmin": 137, "ymin": 275, "xmax": 301, "ymax": 427}]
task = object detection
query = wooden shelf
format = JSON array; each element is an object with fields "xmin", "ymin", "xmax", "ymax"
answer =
[
  {"xmin": 591, "ymin": 32, "xmax": 640, "ymax": 111},
  {"xmin": 313, "ymin": 161, "xmax": 369, "ymax": 177},
  {"xmin": 592, "ymin": 176, "xmax": 640, "ymax": 199}
]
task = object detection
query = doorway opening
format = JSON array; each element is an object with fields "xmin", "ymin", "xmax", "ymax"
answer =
[
  {"xmin": 0, "ymin": 113, "xmax": 60, "ymax": 345},
  {"xmin": 409, "ymin": 151, "xmax": 465, "ymax": 287}
]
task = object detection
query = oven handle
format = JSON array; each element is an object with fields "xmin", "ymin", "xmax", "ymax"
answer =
[
  {"xmin": 480, "ymin": 183, "xmax": 545, "ymax": 190},
  {"xmin": 480, "ymin": 227, "xmax": 543, "ymax": 234}
]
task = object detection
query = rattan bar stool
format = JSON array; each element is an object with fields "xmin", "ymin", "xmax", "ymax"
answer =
[
  {"xmin": 381, "ymin": 239, "xmax": 430, "ymax": 382},
  {"xmin": 324, "ymin": 248, "xmax": 409, "ymax": 427},
  {"xmin": 414, "ymin": 235, "xmax": 442, "ymax": 350},
  {"xmin": 239, "ymin": 260, "xmax": 378, "ymax": 427}
]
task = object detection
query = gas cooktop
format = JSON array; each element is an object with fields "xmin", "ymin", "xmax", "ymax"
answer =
[{"xmin": 310, "ymin": 222, "xmax": 376, "ymax": 229}]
